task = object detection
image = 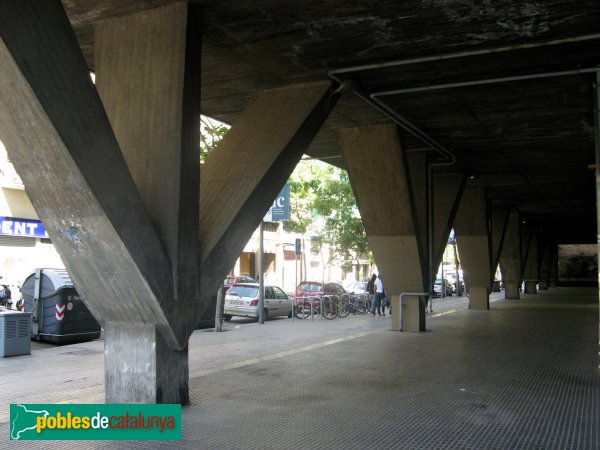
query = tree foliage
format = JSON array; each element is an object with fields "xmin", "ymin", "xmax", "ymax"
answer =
[
  {"xmin": 558, "ymin": 253, "xmax": 597, "ymax": 279},
  {"xmin": 200, "ymin": 116, "xmax": 229, "ymax": 164},
  {"xmin": 285, "ymin": 160, "xmax": 370, "ymax": 266}
]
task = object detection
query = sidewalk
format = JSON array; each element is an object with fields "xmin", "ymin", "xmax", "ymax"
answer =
[{"xmin": 1, "ymin": 289, "xmax": 597, "ymax": 449}]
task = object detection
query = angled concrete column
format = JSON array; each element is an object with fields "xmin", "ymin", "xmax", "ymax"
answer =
[
  {"xmin": 95, "ymin": 3, "xmax": 203, "ymax": 402},
  {"xmin": 199, "ymin": 82, "xmax": 339, "ymax": 324},
  {"xmin": 538, "ymin": 239, "xmax": 554, "ymax": 290},
  {"xmin": 549, "ymin": 245, "xmax": 559, "ymax": 287},
  {"xmin": 490, "ymin": 205, "xmax": 509, "ymax": 284},
  {"xmin": 431, "ymin": 173, "xmax": 468, "ymax": 286},
  {"xmin": 338, "ymin": 125, "xmax": 424, "ymax": 331},
  {"xmin": 499, "ymin": 212, "xmax": 522, "ymax": 299},
  {"xmin": 0, "ymin": 1, "xmax": 208, "ymax": 403},
  {"xmin": 454, "ymin": 188, "xmax": 490, "ymax": 309},
  {"xmin": 522, "ymin": 225, "xmax": 539, "ymax": 294},
  {"xmin": 337, "ymin": 125, "xmax": 464, "ymax": 331}
]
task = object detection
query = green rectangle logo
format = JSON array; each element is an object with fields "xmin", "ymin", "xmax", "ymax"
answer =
[{"xmin": 10, "ymin": 404, "xmax": 181, "ymax": 440}]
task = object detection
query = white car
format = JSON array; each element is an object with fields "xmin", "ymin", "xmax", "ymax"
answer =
[{"xmin": 224, "ymin": 283, "xmax": 293, "ymax": 321}]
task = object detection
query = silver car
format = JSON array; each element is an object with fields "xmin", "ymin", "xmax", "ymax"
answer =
[{"xmin": 224, "ymin": 283, "xmax": 293, "ymax": 321}]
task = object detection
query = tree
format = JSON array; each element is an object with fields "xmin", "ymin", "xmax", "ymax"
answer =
[
  {"xmin": 200, "ymin": 116, "xmax": 229, "ymax": 164},
  {"xmin": 284, "ymin": 159, "xmax": 371, "ymax": 276}
]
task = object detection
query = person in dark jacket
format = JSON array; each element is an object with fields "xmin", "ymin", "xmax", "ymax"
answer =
[{"xmin": 366, "ymin": 274, "xmax": 377, "ymax": 311}]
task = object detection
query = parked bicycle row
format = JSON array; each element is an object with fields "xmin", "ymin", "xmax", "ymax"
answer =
[
  {"xmin": 292, "ymin": 294, "xmax": 372, "ymax": 320},
  {"xmin": 222, "ymin": 280, "xmax": 393, "ymax": 322}
]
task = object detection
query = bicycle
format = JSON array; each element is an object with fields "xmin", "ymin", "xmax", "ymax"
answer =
[
  {"xmin": 346, "ymin": 293, "xmax": 369, "ymax": 315},
  {"xmin": 295, "ymin": 296, "xmax": 318, "ymax": 319},
  {"xmin": 320, "ymin": 295, "xmax": 338, "ymax": 320},
  {"xmin": 335, "ymin": 294, "xmax": 351, "ymax": 318}
]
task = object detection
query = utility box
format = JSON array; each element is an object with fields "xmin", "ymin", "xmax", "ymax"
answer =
[
  {"xmin": 0, "ymin": 310, "xmax": 31, "ymax": 357},
  {"xmin": 20, "ymin": 268, "xmax": 101, "ymax": 344}
]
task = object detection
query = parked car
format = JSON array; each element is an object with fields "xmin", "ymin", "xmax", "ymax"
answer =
[
  {"xmin": 295, "ymin": 281, "xmax": 347, "ymax": 297},
  {"xmin": 345, "ymin": 281, "xmax": 368, "ymax": 295},
  {"xmin": 433, "ymin": 279, "xmax": 453, "ymax": 297},
  {"xmin": 224, "ymin": 275, "xmax": 256, "ymax": 289},
  {"xmin": 223, "ymin": 283, "xmax": 292, "ymax": 321}
]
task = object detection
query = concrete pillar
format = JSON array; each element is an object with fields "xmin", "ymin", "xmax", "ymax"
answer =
[
  {"xmin": 338, "ymin": 125, "xmax": 424, "ymax": 330},
  {"xmin": 199, "ymin": 81, "xmax": 339, "ymax": 324},
  {"xmin": 522, "ymin": 224, "xmax": 539, "ymax": 294},
  {"xmin": 337, "ymin": 125, "xmax": 464, "ymax": 331},
  {"xmin": 454, "ymin": 188, "xmax": 490, "ymax": 309},
  {"xmin": 95, "ymin": 3, "xmax": 203, "ymax": 403},
  {"xmin": 549, "ymin": 245, "xmax": 559, "ymax": 287},
  {"xmin": 499, "ymin": 212, "xmax": 522, "ymax": 299},
  {"xmin": 105, "ymin": 323, "xmax": 188, "ymax": 404},
  {"xmin": 490, "ymin": 205, "xmax": 509, "ymax": 284},
  {"xmin": 0, "ymin": 2, "xmax": 196, "ymax": 403},
  {"xmin": 538, "ymin": 239, "xmax": 554, "ymax": 290}
]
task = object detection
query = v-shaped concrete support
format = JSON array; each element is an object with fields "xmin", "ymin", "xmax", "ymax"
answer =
[
  {"xmin": 0, "ymin": 2, "xmax": 184, "ymax": 346},
  {"xmin": 338, "ymin": 124, "xmax": 464, "ymax": 331},
  {"xmin": 197, "ymin": 81, "xmax": 339, "ymax": 325}
]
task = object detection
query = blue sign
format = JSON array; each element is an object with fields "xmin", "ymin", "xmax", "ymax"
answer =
[
  {"xmin": 0, "ymin": 216, "xmax": 48, "ymax": 238},
  {"xmin": 264, "ymin": 184, "xmax": 290, "ymax": 222}
]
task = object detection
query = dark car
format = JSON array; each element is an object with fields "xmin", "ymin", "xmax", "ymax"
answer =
[
  {"xmin": 224, "ymin": 275, "xmax": 256, "ymax": 289},
  {"xmin": 295, "ymin": 281, "xmax": 347, "ymax": 297},
  {"xmin": 432, "ymin": 279, "xmax": 453, "ymax": 297}
]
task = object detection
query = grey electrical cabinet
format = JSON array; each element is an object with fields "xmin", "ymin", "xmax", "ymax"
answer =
[{"xmin": 0, "ymin": 310, "xmax": 31, "ymax": 357}]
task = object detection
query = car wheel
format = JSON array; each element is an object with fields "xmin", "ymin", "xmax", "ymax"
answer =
[{"xmin": 223, "ymin": 314, "xmax": 232, "ymax": 321}]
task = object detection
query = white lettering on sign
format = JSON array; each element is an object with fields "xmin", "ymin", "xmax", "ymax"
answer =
[
  {"xmin": 0, "ymin": 217, "xmax": 46, "ymax": 238},
  {"xmin": 2, "ymin": 221, "xmax": 12, "ymax": 234}
]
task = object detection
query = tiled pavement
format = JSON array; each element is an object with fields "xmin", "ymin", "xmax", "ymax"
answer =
[{"xmin": 1, "ymin": 288, "xmax": 598, "ymax": 449}]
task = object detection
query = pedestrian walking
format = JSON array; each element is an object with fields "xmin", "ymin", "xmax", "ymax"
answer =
[
  {"xmin": 366, "ymin": 274, "xmax": 376, "ymax": 312},
  {"xmin": 372, "ymin": 275, "xmax": 385, "ymax": 316}
]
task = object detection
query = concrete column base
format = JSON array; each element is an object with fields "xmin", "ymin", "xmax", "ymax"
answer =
[
  {"xmin": 538, "ymin": 280, "xmax": 549, "ymax": 290},
  {"xmin": 504, "ymin": 282, "xmax": 520, "ymax": 300},
  {"xmin": 391, "ymin": 295, "xmax": 425, "ymax": 332},
  {"xmin": 105, "ymin": 322, "xmax": 189, "ymax": 404},
  {"xmin": 524, "ymin": 280, "xmax": 538, "ymax": 294},
  {"xmin": 468, "ymin": 286, "xmax": 489, "ymax": 310}
]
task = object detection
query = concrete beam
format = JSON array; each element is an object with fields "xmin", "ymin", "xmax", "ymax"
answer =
[{"xmin": 198, "ymin": 81, "xmax": 339, "ymax": 325}]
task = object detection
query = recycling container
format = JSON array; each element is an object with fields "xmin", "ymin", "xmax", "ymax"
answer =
[{"xmin": 20, "ymin": 268, "xmax": 101, "ymax": 344}]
